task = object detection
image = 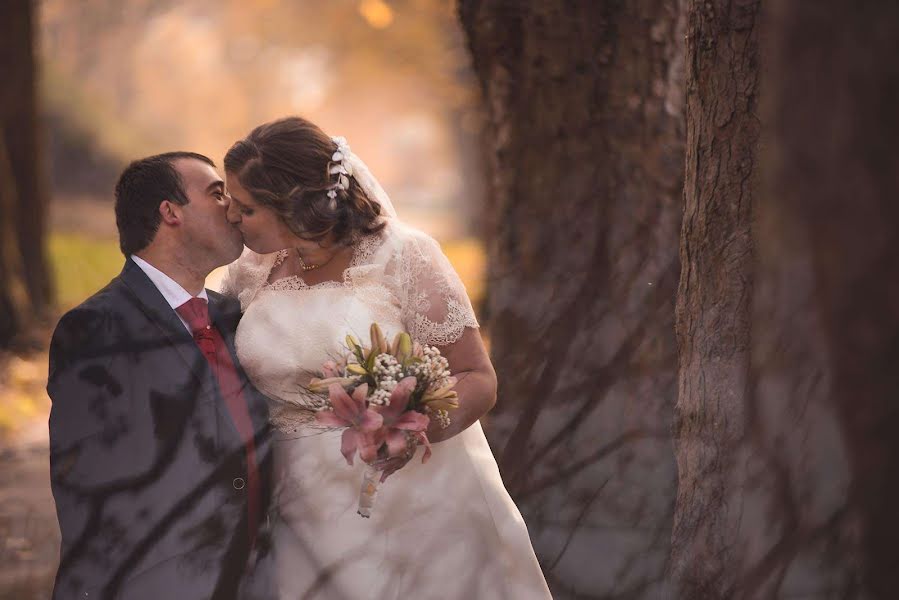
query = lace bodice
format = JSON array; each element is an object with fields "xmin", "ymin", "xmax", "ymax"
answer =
[{"xmin": 219, "ymin": 222, "xmax": 479, "ymax": 430}]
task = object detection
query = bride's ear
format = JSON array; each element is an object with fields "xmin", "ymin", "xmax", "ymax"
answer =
[{"xmin": 159, "ymin": 200, "xmax": 182, "ymax": 226}]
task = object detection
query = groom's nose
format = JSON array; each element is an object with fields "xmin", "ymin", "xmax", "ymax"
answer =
[{"xmin": 226, "ymin": 200, "xmax": 241, "ymax": 224}]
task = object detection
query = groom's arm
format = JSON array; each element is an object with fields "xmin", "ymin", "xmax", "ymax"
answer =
[
  {"xmin": 47, "ymin": 306, "xmax": 136, "ymax": 597},
  {"xmin": 48, "ymin": 307, "xmax": 133, "ymax": 486}
]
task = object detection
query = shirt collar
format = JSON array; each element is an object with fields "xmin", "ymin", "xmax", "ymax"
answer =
[{"xmin": 130, "ymin": 254, "xmax": 209, "ymax": 310}]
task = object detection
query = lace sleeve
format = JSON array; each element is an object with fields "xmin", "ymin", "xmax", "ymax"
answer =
[
  {"xmin": 218, "ymin": 247, "xmax": 276, "ymax": 311},
  {"xmin": 390, "ymin": 227, "xmax": 479, "ymax": 347},
  {"xmin": 219, "ymin": 262, "xmax": 239, "ymax": 298}
]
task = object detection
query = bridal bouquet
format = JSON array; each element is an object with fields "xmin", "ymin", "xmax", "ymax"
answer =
[{"xmin": 308, "ymin": 323, "xmax": 459, "ymax": 517}]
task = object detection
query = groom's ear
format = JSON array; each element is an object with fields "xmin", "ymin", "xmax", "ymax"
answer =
[{"xmin": 159, "ymin": 200, "xmax": 182, "ymax": 226}]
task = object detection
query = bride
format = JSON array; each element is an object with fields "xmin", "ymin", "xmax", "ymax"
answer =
[{"xmin": 220, "ymin": 116, "xmax": 552, "ymax": 599}]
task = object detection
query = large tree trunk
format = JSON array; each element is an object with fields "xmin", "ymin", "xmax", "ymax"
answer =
[
  {"xmin": 0, "ymin": 0, "xmax": 52, "ymax": 347},
  {"xmin": 459, "ymin": 2, "xmax": 684, "ymax": 596},
  {"xmin": 671, "ymin": 0, "xmax": 760, "ymax": 596},
  {"xmin": 756, "ymin": 2, "xmax": 899, "ymax": 597},
  {"xmin": 674, "ymin": 2, "xmax": 899, "ymax": 598}
]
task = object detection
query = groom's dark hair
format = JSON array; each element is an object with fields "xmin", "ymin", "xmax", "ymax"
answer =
[{"xmin": 114, "ymin": 151, "xmax": 216, "ymax": 255}]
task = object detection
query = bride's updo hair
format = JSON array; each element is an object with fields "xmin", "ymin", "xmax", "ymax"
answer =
[{"xmin": 224, "ymin": 116, "xmax": 385, "ymax": 245}]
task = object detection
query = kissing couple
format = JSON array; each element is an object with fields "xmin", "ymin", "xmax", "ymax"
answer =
[{"xmin": 48, "ymin": 116, "xmax": 553, "ymax": 599}]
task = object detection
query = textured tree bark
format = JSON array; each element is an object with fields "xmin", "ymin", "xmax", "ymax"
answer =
[
  {"xmin": 0, "ymin": 0, "xmax": 52, "ymax": 347},
  {"xmin": 671, "ymin": 0, "xmax": 759, "ymax": 596},
  {"xmin": 674, "ymin": 2, "xmax": 899, "ymax": 598},
  {"xmin": 460, "ymin": 2, "xmax": 684, "ymax": 596}
]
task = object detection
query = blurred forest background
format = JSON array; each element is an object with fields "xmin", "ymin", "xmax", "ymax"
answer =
[
  {"xmin": 3, "ymin": 1, "xmax": 899, "ymax": 599},
  {"xmin": 3, "ymin": 0, "xmax": 487, "ymax": 596}
]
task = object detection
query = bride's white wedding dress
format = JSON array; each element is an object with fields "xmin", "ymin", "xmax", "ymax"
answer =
[{"xmin": 221, "ymin": 221, "xmax": 552, "ymax": 600}]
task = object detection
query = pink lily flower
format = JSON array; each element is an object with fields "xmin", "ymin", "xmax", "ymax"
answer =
[
  {"xmin": 374, "ymin": 376, "xmax": 433, "ymax": 463},
  {"xmin": 315, "ymin": 383, "xmax": 383, "ymax": 465}
]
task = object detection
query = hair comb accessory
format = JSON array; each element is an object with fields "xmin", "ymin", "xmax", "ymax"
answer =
[
  {"xmin": 324, "ymin": 134, "xmax": 397, "ymax": 219},
  {"xmin": 329, "ymin": 136, "xmax": 353, "ymax": 192}
]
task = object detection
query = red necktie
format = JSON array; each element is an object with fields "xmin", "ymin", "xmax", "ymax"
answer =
[{"xmin": 176, "ymin": 297, "xmax": 260, "ymax": 548}]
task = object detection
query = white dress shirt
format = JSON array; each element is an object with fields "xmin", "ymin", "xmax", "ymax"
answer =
[{"xmin": 130, "ymin": 255, "xmax": 209, "ymax": 334}]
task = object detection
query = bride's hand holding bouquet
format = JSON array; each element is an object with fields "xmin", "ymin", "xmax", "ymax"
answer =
[{"xmin": 308, "ymin": 323, "xmax": 459, "ymax": 516}]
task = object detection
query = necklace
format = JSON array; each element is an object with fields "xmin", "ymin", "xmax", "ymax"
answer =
[
  {"xmin": 272, "ymin": 243, "xmax": 351, "ymax": 275},
  {"xmin": 295, "ymin": 247, "xmax": 342, "ymax": 272},
  {"xmin": 297, "ymin": 252, "xmax": 328, "ymax": 271}
]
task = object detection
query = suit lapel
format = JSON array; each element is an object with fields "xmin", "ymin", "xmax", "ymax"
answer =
[
  {"xmin": 119, "ymin": 258, "xmax": 206, "ymax": 380},
  {"xmin": 120, "ymin": 259, "xmax": 267, "ymax": 449}
]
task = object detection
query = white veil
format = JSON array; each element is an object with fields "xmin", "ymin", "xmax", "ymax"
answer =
[
  {"xmin": 327, "ymin": 136, "xmax": 478, "ymax": 347},
  {"xmin": 331, "ymin": 136, "xmax": 398, "ymax": 220}
]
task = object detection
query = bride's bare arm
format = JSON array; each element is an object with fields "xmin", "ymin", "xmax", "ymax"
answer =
[
  {"xmin": 426, "ymin": 327, "xmax": 496, "ymax": 443},
  {"xmin": 378, "ymin": 231, "xmax": 493, "ymax": 478}
]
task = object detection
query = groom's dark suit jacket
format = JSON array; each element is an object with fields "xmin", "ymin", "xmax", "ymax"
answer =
[{"xmin": 47, "ymin": 258, "xmax": 273, "ymax": 600}]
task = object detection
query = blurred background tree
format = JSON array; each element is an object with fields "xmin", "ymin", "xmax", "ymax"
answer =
[
  {"xmin": 740, "ymin": 2, "xmax": 899, "ymax": 597},
  {"xmin": 32, "ymin": 0, "xmax": 487, "ymax": 309},
  {"xmin": 460, "ymin": 1, "xmax": 685, "ymax": 596},
  {"xmin": 39, "ymin": 0, "xmax": 484, "ymax": 237},
  {"xmin": 3, "ymin": 1, "xmax": 899, "ymax": 598},
  {"xmin": 1, "ymin": 0, "xmax": 53, "ymax": 349},
  {"xmin": 1, "ymin": 2, "xmax": 487, "ymax": 596},
  {"xmin": 672, "ymin": 2, "xmax": 899, "ymax": 598}
]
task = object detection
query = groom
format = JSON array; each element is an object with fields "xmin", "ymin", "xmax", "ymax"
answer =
[{"xmin": 47, "ymin": 152, "xmax": 273, "ymax": 599}]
